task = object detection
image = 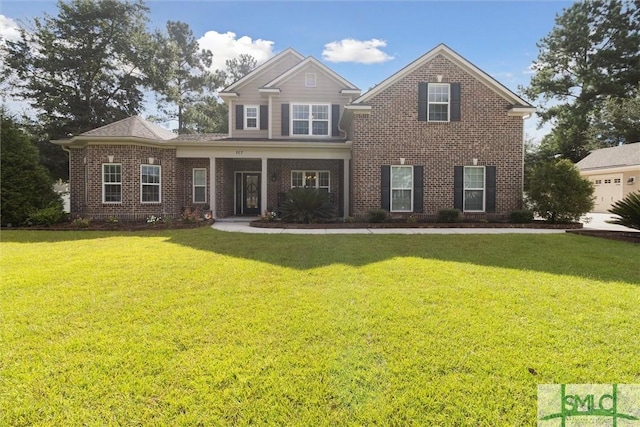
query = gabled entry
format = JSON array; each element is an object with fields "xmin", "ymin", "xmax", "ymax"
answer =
[{"xmin": 235, "ymin": 172, "xmax": 261, "ymax": 215}]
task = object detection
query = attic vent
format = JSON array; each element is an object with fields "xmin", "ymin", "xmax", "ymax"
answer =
[
  {"xmin": 628, "ymin": 177, "xmax": 636, "ymax": 184},
  {"xmin": 305, "ymin": 73, "xmax": 316, "ymax": 88}
]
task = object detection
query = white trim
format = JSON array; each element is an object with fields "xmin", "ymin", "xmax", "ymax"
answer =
[
  {"xmin": 102, "ymin": 163, "xmax": 122, "ymax": 204},
  {"xmin": 140, "ymin": 164, "xmax": 161, "ymax": 204},
  {"xmin": 291, "ymin": 103, "xmax": 331, "ymax": 137},
  {"xmin": 291, "ymin": 170, "xmax": 330, "ymax": 191},
  {"xmin": 263, "ymin": 56, "xmax": 359, "ymax": 91},
  {"xmin": 193, "ymin": 168, "xmax": 207, "ymax": 203},
  {"xmin": 268, "ymin": 95, "xmax": 273, "ymax": 140},
  {"xmin": 390, "ymin": 165, "xmax": 413, "ymax": 212},
  {"xmin": 258, "ymin": 88, "xmax": 281, "ymax": 94},
  {"xmin": 427, "ymin": 83, "xmax": 450, "ymax": 123},
  {"xmin": 463, "ymin": 166, "xmax": 485, "ymax": 212},
  {"xmin": 210, "ymin": 157, "xmax": 216, "ymax": 218},
  {"xmin": 343, "ymin": 159, "xmax": 350, "ymax": 217},
  {"xmin": 244, "ymin": 105, "xmax": 259, "ymax": 130}
]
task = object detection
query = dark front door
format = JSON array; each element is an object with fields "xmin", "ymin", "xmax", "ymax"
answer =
[{"xmin": 236, "ymin": 172, "xmax": 260, "ymax": 215}]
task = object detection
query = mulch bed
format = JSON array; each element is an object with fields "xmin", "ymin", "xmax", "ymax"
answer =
[
  {"xmin": 566, "ymin": 229, "xmax": 640, "ymax": 243},
  {"xmin": 251, "ymin": 220, "xmax": 583, "ymax": 229},
  {"xmin": 5, "ymin": 220, "xmax": 214, "ymax": 232}
]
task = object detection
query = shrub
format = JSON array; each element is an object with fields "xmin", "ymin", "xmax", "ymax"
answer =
[
  {"xmin": 509, "ymin": 210, "xmax": 534, "ymax": 223},
  {"xmin": 407, "ymin": 214, "xmax": 418, "ymax": 224},
  {"xmin": 72, "ymin": 217, "xmax": 91, "ymax": 228},
  {"xmin": 607, "ymin": 191, "xmax": 640, "ymax": 230},
  {"xmin": 526, "ymin": 159, "xmax": 594, "ymax": 223},
  {"xmin": 279, "ymin": 188, "xmax": 336, "ymax": 224},
  {"xmin": 367, "ymin": 208, "xmax": 388, "ymax": 223},
  {"xmin": 181, "ymin": 206, "xmax": 200, "ymax": 224},
  {"xmin": 27, "ymin": 202, "xmax": 65, "ymax": 226},
  {"xmin": 343, "ymin": 216, "xmax": 355, "ymax": 223},
  {"xmin": 438, "ymin": 208, "xmax": 460, "ymax": 223}
]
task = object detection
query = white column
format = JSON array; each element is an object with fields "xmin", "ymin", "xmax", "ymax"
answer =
[
  {"xmin": 343, "ymin": 159, "xmax": 350, "ymax": 217},
  {"xmin": 268, "ymin": 95, "xmax": 273, "ymax": 140},
  {"xmin": 210, "ymin": 156, "xmax": 216, "ymax": 218},
  {"xmin": 261, "ymin": 157, "xmax": 268, "ymax": 215}
]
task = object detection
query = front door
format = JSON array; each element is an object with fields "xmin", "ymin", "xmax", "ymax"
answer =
[{"xmin": 235, "ymin": 172, "xmax": 261, "ymax": 215}]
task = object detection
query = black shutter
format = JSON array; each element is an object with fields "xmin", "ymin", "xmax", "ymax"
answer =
[
  {"xmin": 235, "ymin": 105, "xmax": 243, "ymax": 130},
  {"xmin": 485, "ymin": 166, "xmax": 496, "ymax": 213},
  {"xmin": 450, "ymin": 83, "xmax": 461, "ymax": 121},
  {"xmin": 413, "ymin": 166, "xmax": 424, "ymax": 213},
  {"xmin": 332, "ymin": 104, "xmax": 340, "ymax": 136},
  {"xmin": 454, "ymin": 166, "xmax": 463, "ymax": 210},
  {"xmin": 381, "ymin": 165, "xmax": 390, "ymax": 210},
  {"xmin": 281, "ymin": 103, "xmax": 289, "ymax": 136},
  {"xmin": 418, "ymin": 83, "xmax": 428, "ymax": 121},
  {"xmin": 260, "ymin": 105, "xmax": 268, "ymax": 130}
]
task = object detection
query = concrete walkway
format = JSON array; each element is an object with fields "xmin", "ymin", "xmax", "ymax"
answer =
[{"xmin": 211, "ymin": 212, "xmax": 638, "ymax": 235}]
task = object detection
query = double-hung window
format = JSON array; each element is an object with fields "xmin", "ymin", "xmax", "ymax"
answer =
[
  {"xmin": 102, "ymin": 163, "xmax": 122, "ymax": 203},
  {"xmin": 464, "ymin": 166, "xmax": 484, "ymax": 211},
  {"xmin": 244, "ymin": 106, "xmax": 258, "ymax": 130},
  {"xmin": 141, "ymin": 164, "xmax": 161, "ymax": 203},
  {"xmin": 291, "ymin": 170, "xmax": 330, "ymax": 192},
  {"xmin": 391, "ymin": 166, "xmax": 413, "ymax": 211},
  {"xmin": 428, "ymin": 83, "xmax": 450, "ymax": 122},
  {"xmin": 292, "ymin": 104, "xmax": 329, "ymax": 136},
  {"xmin": 193, "ymin": 168, "xmax": 207, "ymax": 203}
]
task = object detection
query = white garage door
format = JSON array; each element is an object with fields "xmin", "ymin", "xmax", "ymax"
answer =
[{"xmin": 592, "ymin": 175, "xmax": 623, "ymax": 213}]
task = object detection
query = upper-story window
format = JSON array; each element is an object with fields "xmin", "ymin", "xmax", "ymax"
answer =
[
  {"xmin": 292, "ymin": 103, "xmax": 330, "ymax": 136},
  {"xmin": 305, "ymin": 73, "xmax": 317, "ymax": 87},
  {"xmin": 428, "ymin": 83, "xmax": 450, "ymax": 122},
  {"xmin": 244, "ymin": 106, "xmax": 259, "ymax": 130}
]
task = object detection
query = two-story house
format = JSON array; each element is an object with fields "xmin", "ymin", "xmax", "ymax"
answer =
[{"xmin": 54, "ymin": 44, "xmax": 534, "ymax": 221}]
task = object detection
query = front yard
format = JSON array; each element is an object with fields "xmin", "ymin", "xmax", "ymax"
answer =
[{"xmin": 1, "ymin": 229, "xmax": 638, "ymax": 425}]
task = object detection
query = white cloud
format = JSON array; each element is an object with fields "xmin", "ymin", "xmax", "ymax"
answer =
[
  {"xmin": 0, "ymin": 15, "xmax": 21, "ymax": 44},
  {"xmin": 322, "ymin": 38, "xmax": 394, "ymax": 64},
  {"xmin": 197, "ymin": 31, "xmax": 275, "ymax": 72}
]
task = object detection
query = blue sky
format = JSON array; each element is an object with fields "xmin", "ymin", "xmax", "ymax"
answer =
[{"xmin": 1, "ymin": 1, "xmax": 575, "ymax": 139}]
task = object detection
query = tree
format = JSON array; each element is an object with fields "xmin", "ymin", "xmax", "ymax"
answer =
[
  {"xmin": 522, "ymin": 0, "xmax": 640, "ymax": 162},
  {"xmin": 607, "ymin": 191, "xmax": 640, "ymax": 230},
  {"xmin": 526, "ymin": 159, "xmax": 594, "ymax": 223},
  {"xmin": 1, "ymin": 0, "xmax": 154, "ymax": 139},
  {"xmin": 1, "ymin": 115, "xmax": 61, "ymax": 226},
  {"xmin": 151, "ymin": 21, "xmax": 222, "ymax": 134},
  {"xmin": 222, "ymin": 54, "xmax": 257, "ymax": 85}
]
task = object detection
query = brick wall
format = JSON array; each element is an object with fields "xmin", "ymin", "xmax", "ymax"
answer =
[{"xmin": 349, "ymin": 54, "xmax": 524, "ymax": 218}]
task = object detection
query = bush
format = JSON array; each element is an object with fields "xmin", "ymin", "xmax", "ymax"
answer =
[
  {"xmin": 607, "ymin": 191, "xmax": 640, "ymax": 230},
  {"xmin": 438, "ymin": 208, "xmax": 460, "ymax": 223},
  {"xmin": 279, "ymin": 188, "xmax": 336, "ymax": 223},
  {"xmin": 367, "ymin": 208, "xmax": 388, "ymax": 223},
  {"xmin": 407, "ymin": 214, "xmax": 418, "ymax": 224},
  {"xmin": 526, "ymin": 159, "xmax": 594, "ymax": 223},
  {"xmin": 343, "ymin": 216, "xmax": 355, "ymax": 223},
  {"xmin": 509, "ymin": 210, "xmax": 534, "ymax": 223},
  {"xmin": 72, "ymin": 217, "xmax": 91, "ymax": 228},
  {"xmin": 27, "ymin": 202, "xmax": 65, "ymax": 226}
]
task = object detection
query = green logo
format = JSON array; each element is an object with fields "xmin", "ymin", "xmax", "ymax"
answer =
[{"xmin": 538, "ymin": 384, "xmax": 640, "ymax": 426}]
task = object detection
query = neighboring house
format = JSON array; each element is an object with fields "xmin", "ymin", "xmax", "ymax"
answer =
[
  {"xmin": 54, "ymin": 44, "xmax": 534, "ymax": 221},
  {"xmin": 576, "ymin": 142, "xmax": 640, "ymax": 213}
]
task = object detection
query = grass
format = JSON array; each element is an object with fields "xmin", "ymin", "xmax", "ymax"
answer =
[{"xmin": 1, "ymin": 229, "xmax": 639, "ymax": 425}]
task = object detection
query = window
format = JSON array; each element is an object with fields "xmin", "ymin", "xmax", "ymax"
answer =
[
  {"xmin": 244, "ymin": 106, "xmax": 258, "ymax": 130},
  {"xmin": 292, "ymin": 103, "xmax": 329, "ymax": 136},
  {"xmin": 464, "ymin": 166, "xmax": 485, "ymax": 211},
  {"xmin": 604, "ymin": 179, "xmax": 612, "ymax": 184},
  {"xmin": 391, "ymin": 166, "xmax": 413, "ymax": 212},
  {"xmin": 614, "ymin": 178, "xmax": 621, "ymax": 184},
  {"xmin": 102, "ymin": 163, "xmax": 122, "ymax": 203},
  {"xmin": 291, "ymin": 170, "xmax": 330, "ymax": 191},
  {"xmin": 141, "ymin": 164, "xmax": 161, "ymax": 203},
  {"xmin": 305, "ymin": 73, "xmax": 316, "ymax": 87},
  {"xmin": 193, "ymin": 168, "xmax": 207, "ymax": 203},
  {"xmin": 428, "ymin": 83, "xmax": 450, "ymax": 122},
  {"xmin": 595, "ymin": 179, "xmax": 602, "ymax": 184}
]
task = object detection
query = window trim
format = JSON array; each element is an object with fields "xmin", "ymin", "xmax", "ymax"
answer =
[
  {"xmin": 291, "ymin": 170, "xmax": 330, "ymax": 191},
  {"xmin": 428, "ymin": 83, "xmax": 450, "ymax": 122},
  {"xmin": 244, "ymin": 105, "xmax": 259, "ymax": 130},
  {"xmin": 390, "ymin": 165, "xmax": 413, "ymax": 212},
  {"xmin": 193, "ymin": 168, "xmax": 207, "ymax": 203},
  {"xmin": 290, "ymin": 103, "xmax": 331, "ymax": 136},
  {"xmin": 305, "ymin": 73, "xmax": 317, "ymax": 88},
  {"xmin": 140, "ymin": 164, "xmax": 161, "ymax": 204},
  {"xmin": 102, "ymin": 163, "xmax": 122, "ymax": 204},
  {"xmin": 463, "ymin": 166, "xmax": 485, "ymax": 212}
]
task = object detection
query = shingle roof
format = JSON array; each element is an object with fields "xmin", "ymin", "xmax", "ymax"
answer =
[
  {"xmin": 576, "ymin": 142, "xmax": 640, "ymax": 170},
  {"xmin": 81, "ymin": 116, "xmax": 177, "ymax": 141}
]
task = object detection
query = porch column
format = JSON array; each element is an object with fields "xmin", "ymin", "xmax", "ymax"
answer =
[
  {"xmin": 209, "ymin": 156, "xmax": 216, "ymax": 218},
  {"xmin": 343, "ymin": 159, "xmax": 350, "ymax": 217},
  {"xmin": 261, "ymin": 157, "xmax": 268, "ymax": 215}
]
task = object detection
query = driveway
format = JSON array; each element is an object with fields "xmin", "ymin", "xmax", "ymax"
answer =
[{"xmin": 581, "ymin": 212, "xmax": 639, "ymax": 232}]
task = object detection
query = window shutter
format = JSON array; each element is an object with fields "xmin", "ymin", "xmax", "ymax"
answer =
[
  {"xmin": 418, "ymin": 83, "xmax": 428, "ymax": 121},
  {"xmin": 381, "ymin": 165, "xmax": 390, "ymax": 210},
  {"xmin": 413, "ymin": 166, "xmax": 424, "ymax": 213},
  {"xmin": 450, "ymin": 83, "xmax": 461, "ymax": 121},
  {"xmin": 485, "ymin": 166, "xmax": 496, "ymax": 213},
  {"xmin": 260, "ymin": 105, "xmax": 268, "ymax": 130},
  {"xmin": 281, "ymin": 103, "xmax": 289, "ymax": 136},
  {"xmin": 331, "ymin": 104, "xmax": 340, "ymax": 136},
  {"xmin": 235, "ymin": 105, "xmax": 243, "ymax": 130},
  {"xmin": 454, "ymin": 166, "xmax": 463, "ymax": 210}
]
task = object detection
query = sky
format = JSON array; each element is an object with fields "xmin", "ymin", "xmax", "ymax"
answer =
[{"xmin": 0, "ymin": 0, "xmax": 576, "ymax": 140}]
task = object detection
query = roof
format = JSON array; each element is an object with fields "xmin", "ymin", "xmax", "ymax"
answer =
[
  {"xmin": 261, "ymin": 56, "xmax": 360, "ymax": 91},
  {"xmin": 576, "ymin": 142, "xmax": 640, "ymax": 170},
  {"xmin": 352, "ymin": 43, "xmax": 534, "ymax": 110},
  {"xmin": 81, "ymin": 116, "xmax": 177, "ymax": 141}
]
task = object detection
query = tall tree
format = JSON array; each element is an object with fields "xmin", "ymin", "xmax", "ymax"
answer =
[
  {"xmin": 151, "ymin": 21, "xmax": 222, "ymax": 134},
  {"xmin": 222, "ymin": 54, "xmax": 258, "ymax": 85},
  {"xmin": 522, "ymin": 0, "xmax": 640, "ymax": 162}
]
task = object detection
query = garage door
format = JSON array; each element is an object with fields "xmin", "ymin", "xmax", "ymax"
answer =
[{"xmin": 592, "ymin": 175, "xmax": 623, "ymax": 213}]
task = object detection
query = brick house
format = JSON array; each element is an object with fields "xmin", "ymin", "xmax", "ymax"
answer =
[{"xmin": 54, "ymin": 44, "xmax": 534, "ymax": 220}]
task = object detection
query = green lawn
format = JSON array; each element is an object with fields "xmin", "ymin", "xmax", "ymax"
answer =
[{"xmin": 1, "ymin": 229, "xmax": 639, "ymax": 425}]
